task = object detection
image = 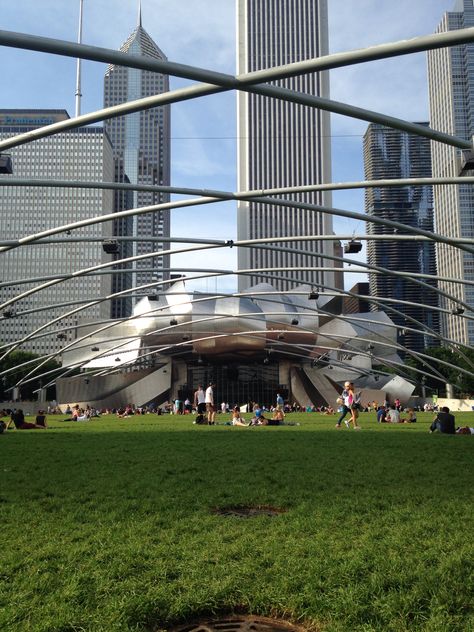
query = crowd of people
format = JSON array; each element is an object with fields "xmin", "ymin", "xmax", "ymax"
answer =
[
  {"xmin": 0, "ymin": 408, "xmax": 48, "ymax": 430},
  {"xmin": 189, "ymin": 386, "xmax": 299, "ymax": 427},
  {"xmin": 375, "ymin": 405, "xmax": 417, "ymax": 424},
  {"xmin": 2, "ymin": 385, "xmax": 473, "ymax": 436}
]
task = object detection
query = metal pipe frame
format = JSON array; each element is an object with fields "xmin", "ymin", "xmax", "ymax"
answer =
[
  {"xmin": 1, "ymin": 182, "xmax": 473, "ymax": 262},
  {"xmin": 1, "ymin": 257, "xmax": 470, "ymax": 359},
  {"xmin": 13, "ymin": 320, "xmax": 454, "ymax": 395},
  {"xmin": 8, "ymin": 335, "xmax": 457, "ymax": 400},
  {"xmin": 2, "ymin": 174, "xmax": 474, "ymax": 213},
  {"xmin": 0, "ymin": 255, "xmax": 466, "ymax": 367},
  {"xmin": 1, "ymin": 189, "xmax": 473, "ymax": 326},
  {"xmin": 0, "ymin": 176, "xmax": 473, "ymax": 253},
  {"xmin": 3, "ymin": 275, "xmax": 468, "ymax": 395},
  {"xmin": 73, "ymin": 324, "xmax": 457, "ymax": 390},
  {"xmin": 3, "ymin": 229, "xmax": 467, "ymax": 339},
  {"xmin": 0, "ymin": 285, "xmax": 436, "ymax": 356},
  {"xmin": 1, "ymin": 24, "xmax": 474, "ymax": 399},
  {"xmin": 0, "ymin": 28, "xmax": 473, "ymax": 151},
  {"xmin": 14, "ymin": 325, "xmax": 458, "ymax": 397}
]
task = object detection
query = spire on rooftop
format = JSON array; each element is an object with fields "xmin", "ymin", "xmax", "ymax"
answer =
[{"xmin": 137, "ymin": 0, "xmax": 142, "ymax": 28}]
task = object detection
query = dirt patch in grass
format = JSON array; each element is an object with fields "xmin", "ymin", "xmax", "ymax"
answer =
[{"xmin": 211, "ymin": 505, "xmax": 287, "ymax": 518}]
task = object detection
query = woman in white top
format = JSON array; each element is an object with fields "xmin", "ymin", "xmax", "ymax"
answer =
[
  {"xmin": 194, "ymin": 385, "xmax": 206, "ymax": 414},
  {"xmin": 231, "ymin": 406, "xmax": 249, "ymax": 426},
  {"xmin": 387, "ymin": 407, "xmax": 401, "ymax": 423},
  {"xmin": 345, "ymin": 382, "xmax": 361, "ymax": 430},
  {"xmin": 205, "ymin": 382, "xmax": 215, "ymax": 424}
]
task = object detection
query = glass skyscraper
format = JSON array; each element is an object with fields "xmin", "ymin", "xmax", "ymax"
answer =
[
  {"xmin": 104, "ymin": 13, "xmax": 170, "ymax": 318},
  {"xmin": 363, "ymin": 123, "xmax": 439, "ymax": 354},
  {"xmin": 427, "ymin": 0, "xmax": 474, "ymax": 345},
  {"xmin": 0, "ymin": 109, "xmax": 114, "ymax": 356},
  {"xmin": 236, "ymin": 0, "xmax": 335, "ymax": 292}
]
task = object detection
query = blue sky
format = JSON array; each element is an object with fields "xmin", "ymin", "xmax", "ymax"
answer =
[{"xmin": 0, "ymin": 0, "xmax": 454, "ymax": 291}]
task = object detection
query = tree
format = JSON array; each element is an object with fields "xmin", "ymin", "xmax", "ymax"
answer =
[
  {"xmin": 0, "ymin": 350, "xmax": 61, "ymax": 401},
  {"xmin": 404, "ymin": 347, "xmax": 474, "ymax": 397}
]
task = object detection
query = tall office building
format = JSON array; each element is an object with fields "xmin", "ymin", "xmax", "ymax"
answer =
[
  {"xmin": 363, "ymin": 123, "xmax": 439, "ymax": 354},
  {"xmin": 236, "ymin": 0, "xmax": 334, "ymax": 292},
  {"xmin": 428, "ymin": 0, "xmax": 474, "ymax": 345},
  {"xmin": 104, "ymin": 11, "xmax": 170, "ymax": 318},
  {"xmin": 0, "ymin": 109, "xmax": 114, "ymax": 356}
]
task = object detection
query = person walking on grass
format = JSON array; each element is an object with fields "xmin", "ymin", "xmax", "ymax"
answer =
[
  {"xmin": 348, "ymin": 382, "xmax": 362, "ymax": 430},
  {"xmin": 336, "ymin": 381, "xmax": 361, "ymax": 429},
  {"xmin": 335, "ymin": 381, "xmax": 352, "ymax": 428},
  {"xmin": 276, "ymin": 393, "xmax": 284, "ymax": 410}
]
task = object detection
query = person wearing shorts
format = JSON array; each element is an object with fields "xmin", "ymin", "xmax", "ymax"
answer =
[
  {"xmin": 194, "ymin": 384, "xmax": 206, "ymax": 415},
  {"xmin": 205, "ymin": 382, "xmax": 216, "ymax": 424}
]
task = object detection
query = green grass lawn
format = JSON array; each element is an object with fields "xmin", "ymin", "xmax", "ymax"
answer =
[{"xmin": 1, "ymin": 411, "xmax": 473, "ymax": 632}]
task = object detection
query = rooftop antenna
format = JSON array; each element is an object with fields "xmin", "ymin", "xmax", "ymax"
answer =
[
  {"xmin": 137, "ymin": 0, "xmax": 142, "ymax": 27},
  {"xmin": 74, "ymin": 0, "xmax": 84, "ymax": 117}
]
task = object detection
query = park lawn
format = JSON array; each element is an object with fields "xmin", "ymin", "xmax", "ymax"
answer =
[{"xmin": 0, "ymin": 411, "xmax": 473, "ymax": 632}]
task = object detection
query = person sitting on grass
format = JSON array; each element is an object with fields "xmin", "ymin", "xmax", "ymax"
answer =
[
  {"xmin": 456, "ymin": 426, "xmax": 474, "ymax": 435},
  {"xmin": 73, "ymin": 407, "xmax": 90, "ymax": 421},
  {"xmin": 273, "ymin": 407, "xmax": 285, "ymax": 422},
  {"xmin": 270, "ymin": 409, "xmax": 300, "ymax": 426},
  {"xmin": 376, "ymin": 405, "xmax": 387, "ymax": 423},
  {"xmin": 249, "ymin": 404, "xmax": 267, "ymax": 425},
  {"xmin": 230, "ymin": 406, "xmax": 250, "ymax": 426},
  {"xmin": 11, "ymin": 409, "xmax": 46, "ymax": 429},
  {"xmin": 386, "ymin": 406, "xmax": 401, "ymax": 423},
  {"xmin": 265, "ymin": 407, "xmax": 285, "ymax": 425},
  {"xmin": 35, "ymin": 410, "xmax": 47, "ymax": 427},
  {"xmin": 401, "ymin": 408, "xmax": 417, "ymax": 423},
  {"xmin": 429, "ymin": 406, "xmax": 455, "ymax": 434},
  {"xmin": 61, "ymin": 404, "xmax": 86, "ymax": 421}
]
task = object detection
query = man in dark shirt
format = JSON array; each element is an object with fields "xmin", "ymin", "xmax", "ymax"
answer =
[{"xmin": 429, "ymin": 406, "xmax": 456, "ymax": 434}]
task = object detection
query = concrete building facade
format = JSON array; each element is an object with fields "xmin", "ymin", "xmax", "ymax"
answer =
[
  {"xmin": 0, "ymin": 109, "xmax": 114, "ymax": 356},
  {"xmin": 427, "ymin": 0, "xmax": 474, "ymax": 345},
  {"xmin": 236, "ymin": 0, "xmax": 335, "ymax": 292}
]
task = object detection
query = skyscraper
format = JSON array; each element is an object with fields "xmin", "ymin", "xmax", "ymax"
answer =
[
  {"xmin": 236, "ymin": 0, "xmax": 334, "ymax": 292},
  {"xmin": 363, "ymin": 123, "xmax": 439, "ymax": 354},
  {"xmin": 104, "ymin": 10, "xmax": 170, "ymax": 318},
  {"xmin": 428, "ymin": 0, "xmax": 474, "ymax": 345},
  {"xmin": 0, "ymin": 109, "xmax": 114, "ymax": 356}
]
